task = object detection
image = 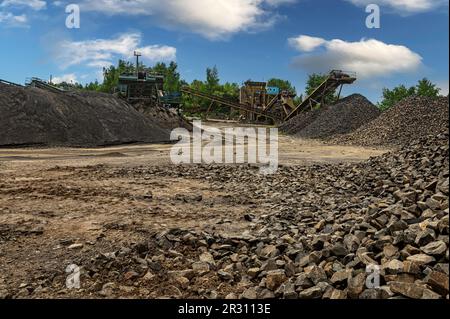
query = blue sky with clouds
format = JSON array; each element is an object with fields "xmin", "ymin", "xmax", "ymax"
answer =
[{"xmin": 0, "ymin": 0, "xmax": 448, "ymax": 102}]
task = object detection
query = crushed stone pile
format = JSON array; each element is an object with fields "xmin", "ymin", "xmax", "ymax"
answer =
[
  {"xmin": 331, "ymin": 96, "xmax": 449, "ymax": 147},
  {"xmin": 133, "ymin": 102, "xmax": 192, "ymax": 131},
  {"xmin": 278, "ymin": 106, "xmax": 323, "ymax": 135},
  {"xmin": 16, "ymin": 130, "xmax": 446, "ymax": 299},
  {"xmin": 280, "ymin": 94, "xmax": 381, "ymax": 139},
  {"xmin": 0, "ymin": 84, "xmax": 172, "ymax": 147}
]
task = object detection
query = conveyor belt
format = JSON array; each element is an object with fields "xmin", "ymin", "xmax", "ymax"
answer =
[
  {"xmin": 285, "ymin": 70, "xmax": 356, "ymax": 121},
  {"xmin": 181, "ymin": 87, "xmax": 282, "ymax": 121},
  {"xmin": 0, "ymin": 79, "xmax": 23, "ymax": 87}
]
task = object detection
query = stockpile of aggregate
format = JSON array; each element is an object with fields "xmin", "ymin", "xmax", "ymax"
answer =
[
  {"xmin": 133, "ymin": 102, "xmax": 192, "ymax": 131},
  {"xmin": 331, "ymin": 96, "xmax": 449, "ymax": 147},
  {"xmin": 0, "ymin": 83, "xmax": 171, "ymax": 147},
  {"xmin": 280, "ymin": 94, "xmax": 381, "ymax": 139}
]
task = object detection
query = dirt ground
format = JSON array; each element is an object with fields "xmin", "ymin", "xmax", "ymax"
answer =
[{"xmin": 0, "ymin": 122, "xmax": 388, "ymax": 298}]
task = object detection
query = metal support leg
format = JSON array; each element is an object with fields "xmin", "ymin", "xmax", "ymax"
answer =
[
  {"xmin": 206, "ymin": 100, "xmax": 214, "ymax": 116},
  {"xmin": 337, "ymin": 85, "xmax": 343, "ymax": 101}
]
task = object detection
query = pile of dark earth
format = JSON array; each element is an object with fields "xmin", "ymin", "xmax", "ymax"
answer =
[
  {"xmin": 330, "ymin": 96, "xmax": 449, "ymax": 147},
  {"xmin": 9, "ymin": 130, "xmax": 447, "ymax": 299},
  {"xmin": 279, "ymin": 94, "xmax": 381, "ymax": 139},
  {"xmin": 133, "ymin": 102, "xmax": 192, "ymax": 131},
  {"xmin": 0, "ymin": 84, "xmax": 174, "ymax": 147}
]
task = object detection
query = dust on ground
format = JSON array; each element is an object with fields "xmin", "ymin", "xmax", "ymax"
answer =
[{"xmin": 0, "ymin": 122, "xmax": 388, "ymax": 298}]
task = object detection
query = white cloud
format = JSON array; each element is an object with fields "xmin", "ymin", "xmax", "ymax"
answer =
[
  {"xmin": 138, "ymin": 45, "xmax": 178, "ymax": 62},
  {"xmin": 0, "ymin": 11, "xmax": 27, "ymax": 26},
  {"xmin": 52, "ymin": 73, "xmax": 78, "ymax": 84},
  {"xmin": 77, "ymin": 0, "xmax": 293, "ymax": 40},
  {"xmin": 265, "ymin": 0, "xmax": 296, "ymax": 6},
  {"xmin": 288, "ymin": 35, "xmax": 327, "ymax": 52},
  {"xmin": 55, "ymin": 33, "xmax": 177, "ymax": 70},
  {"xmin": 345, "ymin": 0, "xmax": 447, "ymax": 13},
  {"xmin": 289, "ymin": 35, "xmax": 423, "ymax": 79},
  {"xmin": 437, "ymin": 80, "xmax": 449, "ymax": 95},
  {"xmin": 0, "ymin": 0, "xmax": 46, "ymax": 10}
]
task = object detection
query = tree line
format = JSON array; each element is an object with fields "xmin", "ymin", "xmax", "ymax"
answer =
[{"xmin": 54, "ymin": 59, "xmax": 443, "ymax": 113}]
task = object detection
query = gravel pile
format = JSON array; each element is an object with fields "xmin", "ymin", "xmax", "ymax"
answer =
[
  {"xmin": 34, "ymin": 129, "xmax": 447, "ymax": 299},
  {"xmin": 133, "ymin": 102, "xmax": 192, "ymax": 131},
  {"xmin": 280, "ymin": 94, "xmax": 381, "ymax": 139},
  {"xmin": 0, "ymin": 84, "xmax": 172, "ymax": 147},
  {"xmin": 278, "ymin": 107, "xmax": 322, "ymax": 135},
  {"xmin": 331, "ymin": 96, "xmax": 449, "ymax": 147}
]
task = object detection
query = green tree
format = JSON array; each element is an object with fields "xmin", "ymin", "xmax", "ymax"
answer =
[
  {"xmin": 101, "ymin": 59, "xmax": 135, "ymax": 93},
  {"xmin": 206, "ymin": 66, "xmax": 220, "ymax": 93},
  {"xmin": 267, "ymin": 78, "xmax": 296, "ymax": 95},
  {"xmin": 378, "ymin": 85, "xmax": 417, "ymax": 111},
  {"xmin": 377, "ymin": 78, "xmax": 441, "ymax": 111},
  {"xmin": 305, "ymin": 73, "xmax": 337, "ymax": 105},
  {"xmin": 53, "ymin": 81, "xmax": 83, "ymax": 90},
  {"xmin": 165, "ymin": 62, "xmax": 181, "ymax": 93},
  {"xmin": 305, "ymin": 73, "xmax": 328, "ymax": 96},
  {"xmin": 84, "ymin": 80, "xmax": 101, "ymax": 91},
  {"xmin": 181, "ymin": 66, "xmax": 240, "ymax": 116},
  {"xmin": 150, "ymin": 61, "xmax": 181, "ymax": 93},
  {"xmin": 416, "ymin": 78, "xmax": 441, "ymax": 97},
  {"xmin": 151, "ymin": 62, "xmax": 167, "ymax": 75},
  {"xmin": 222, "ymin": 82, "xmax": 240, "ymax": 99},
  {"xmin": 183, "ymin": 79, "xmax": 206, "ymax": 112}
]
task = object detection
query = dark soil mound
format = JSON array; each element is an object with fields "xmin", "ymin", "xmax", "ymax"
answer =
[
  {"xmin": 280, "ymin": 94, "xmax": 380, "ymax": 139},
  {"xmin": 278, "ymin": 106, "xmax": 322, "ymax": 135},
  {"xmin": 133, "ymin": 102, "xmax": 192, "ymax": 131},
  {"xmin": 0, "ymin": 84, "xmax": 171, "ymax": 147},
  {"xmin": 332, "ymin": 96, "xmax": 449, "ymax": 147}
]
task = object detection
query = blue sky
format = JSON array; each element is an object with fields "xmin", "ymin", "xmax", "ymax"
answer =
[{"xmin": 0, "ymin": 0, "xmax": 448, "ymax": 102}]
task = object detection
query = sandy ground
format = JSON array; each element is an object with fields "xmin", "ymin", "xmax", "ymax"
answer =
[
  {"xmin": 0, "ymin": 122, "xmax": 388, "ymax": 298},
  {"xmin": 0, "ymin": 122, "xmax": 386, "ymax": 167}
]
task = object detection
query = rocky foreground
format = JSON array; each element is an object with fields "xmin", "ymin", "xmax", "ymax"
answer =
[
  {"xmin": 0, "ymin": 130, "xmax": 448, "ymax": 299},
  {"xmin": 13, "ymin": 130, "xmax": 446, "ymax": 300}
]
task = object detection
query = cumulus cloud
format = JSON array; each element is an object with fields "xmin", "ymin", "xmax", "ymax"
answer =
[
  {"xmin": 289, "ymin": 35, "xmax": 423, "ymax": 79},
  {"xmin": 437, "ymin": 80, "xmax": 449, "ymax": 95},
  {"xmin": 76, "ymin": 0, "xmax": 294, "ymax": 40},
  {"xmin": 265, "ymin": 0, "xmax": 297, "ymax": 6},
  {"xmin": 51, "ymin": 73, "xmax": 78, "ymax": 84},
  {"xmin": 0, "ymin": 11, "xmax": 27, "ymax": 26},
  {"xmin": 345, "ymin": 0, "xmax": 447, "ymax": 13},
  {"xmin": 0, "ymin": 0, "xmax": 46, "ymax": 10},
  {"xmin": 288, "ymin": 35, "xmax": 327, "ymax": 52},
  {"xmin": 54, "ymin": 33, "xmax": 177, "ymax": 70}
]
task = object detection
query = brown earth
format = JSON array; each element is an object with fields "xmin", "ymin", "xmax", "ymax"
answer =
[{"xmin": 0, "ymin": 124, "xmax": 387, "ymax": 299}]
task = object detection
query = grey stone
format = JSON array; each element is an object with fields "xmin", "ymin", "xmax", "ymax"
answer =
[
  {"xmin": 421, "ymin": 241, "xmax": 447, "ymax": 256},
  {"xmin": 298, "ymin": 286, "xmax": 322, "ymax": 299}
]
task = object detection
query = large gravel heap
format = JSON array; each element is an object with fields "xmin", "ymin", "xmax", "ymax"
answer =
[
  {"xmin": 331, "ymin": 96, "xmax": 449, "ymax": 147},
  {"xmin": 280, "ymin": 94, "xmax": 381, "ymax": 139},
  {"xmin": 0, "ymin": 84, "xmax": 172, "ymax": 147},
  {"xmin": 55, "ymin": 130, "xmax": 448, "ymax": 299},
  {"xmin": 133, "ymin": 102, "xmax": 192, "ymax": 131}
]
